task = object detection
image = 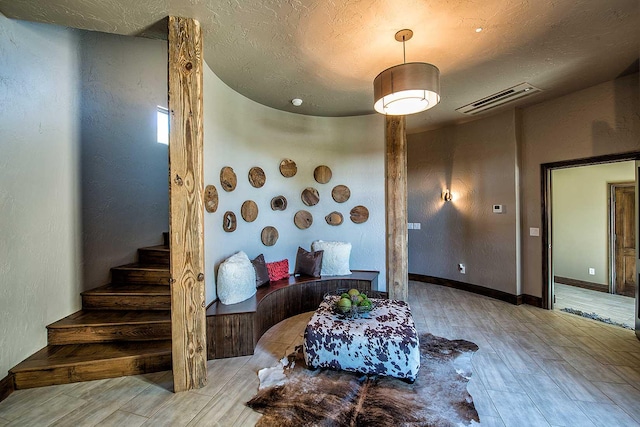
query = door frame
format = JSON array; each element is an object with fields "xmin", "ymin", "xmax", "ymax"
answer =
[
  {"xmin": 541, "ymin": 151, "xmax": 640, "ymax": 310},
  {"xmin": 609, "ymin": 182, "xmax": 636, "ymax": 295}
]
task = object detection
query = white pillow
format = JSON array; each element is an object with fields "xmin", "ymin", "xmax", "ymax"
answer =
[
  {"xmin": 311, "ymin": 240, "xmax": 352, "ymax": 276},
  {"xmin": 217, "ymin": 251, "xmax": 257, "ymax": 305}
]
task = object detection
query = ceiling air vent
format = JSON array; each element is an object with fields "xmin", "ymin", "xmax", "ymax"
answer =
[{"xmin": 456, "ymin": 83, "xmax": 541, "ymax": 115}]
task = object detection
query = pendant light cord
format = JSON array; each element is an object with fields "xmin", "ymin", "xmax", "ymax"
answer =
[{"xmin": 402, "ymin": 36, "xmax": 406, "ymax": 64}]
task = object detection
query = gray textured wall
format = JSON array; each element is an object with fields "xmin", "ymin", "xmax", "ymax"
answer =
[
  {"xmin": 521, "ymin": 73, "xmax": 640, "ymax": 298},
  {"xmin": 407, "ymin": 73, "xmax": 640, "ymax": 299},
  {"xmin": 0, "ymin": 14, "xmax": 82, "ymax": 377},
  {"xmin": 80, "ymin": 31, "xmax": 169, "ymax": 291},
  {"xmin": 407, "ymin": 110, "xmax": 519, "ymax": 294}
]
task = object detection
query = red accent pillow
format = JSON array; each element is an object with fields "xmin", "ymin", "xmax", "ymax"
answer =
[{"xmin": 266, "ymin": 259, "xmax": 289, "ymax": 282}]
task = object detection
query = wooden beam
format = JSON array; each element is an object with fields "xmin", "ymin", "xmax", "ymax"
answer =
[
  {"xmin": 168, "ymin": 16, "xmax": 207, "ymax": 392},
  {"xmin": 385, "ymin": 115, "xmax": 408, "ymax": 301}
]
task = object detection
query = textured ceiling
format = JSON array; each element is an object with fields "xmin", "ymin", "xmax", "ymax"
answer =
[{"xmin": 1, "ymin": 0, "xmax": 638, "ymax": 133}]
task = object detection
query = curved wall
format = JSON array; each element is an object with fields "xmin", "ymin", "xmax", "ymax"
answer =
[
  {"xmin": 0, "ymin": 15, "xmax": 82, "ymax": 378},
  {"xmin": 203, "ymin": 64, "xmax": 386, "ymax": 303},
  {"xmin": 80, "ymin": 30, "xmax": 169, "ymax": 292}
]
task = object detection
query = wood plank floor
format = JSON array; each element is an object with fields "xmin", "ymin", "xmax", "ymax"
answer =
[
  {"xmin": 2, "ymin": 281, "xmax": 640, "ymax": 426},
  {"xmin": 554, "ymin": 283, "xmax": 636, "ymax": 328}
]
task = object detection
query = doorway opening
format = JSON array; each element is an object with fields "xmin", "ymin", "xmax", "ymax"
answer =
[{"xmin": 542, "ymin": 153, "xmax": 640, "ymax": 332}]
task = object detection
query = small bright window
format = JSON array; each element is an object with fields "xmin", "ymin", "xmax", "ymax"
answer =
[{"xmin": 157, "ymin": 106, "xmax": 169, "ymax": 145}]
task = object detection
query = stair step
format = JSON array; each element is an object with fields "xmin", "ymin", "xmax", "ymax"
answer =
[
  {"xmin": 82, "ymin": 284, "xmax": 171, "ymax": 311},
  {"xmin": 10, "ymin": 340, "xmax": 172, "ymax": 389},
  {"xmin": 111, "ymin": 263, "xmax": 170, "ymax": 285},
  {"xmin": 138, "ymin": 245, "xmax": 170, "ymax": 267},
  {"xmin": 47, "ymin": 310, "xmax": 171, "ymax": 345}
]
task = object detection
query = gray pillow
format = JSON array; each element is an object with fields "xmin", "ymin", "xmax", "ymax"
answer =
[
  {"xmin": 294, "ymin": 247, "xmax": 323, "ymax": 277},
  {"xmin": 252, "ymin": 254, "xmax": 270, "ymax": 287}
]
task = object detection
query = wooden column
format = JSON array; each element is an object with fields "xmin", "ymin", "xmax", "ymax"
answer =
[
  {"xmin": 385, "ymin": 115, "xmax": 408, "ymax": 301},
  {"xmin": 168, "ymin": 16, "xmax": 207, "ymax": 392}
]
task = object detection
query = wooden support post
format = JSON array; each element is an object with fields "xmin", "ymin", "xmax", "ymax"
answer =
[
  {"xmin": 168, "ymin": 16, "xmax": 207, "ymax": 392},
  {"xmin": 385, "ymin": 115, "xmax": 408, "ymax": 301}
]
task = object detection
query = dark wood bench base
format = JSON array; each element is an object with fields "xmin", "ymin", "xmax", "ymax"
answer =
[{"xmin": 205, "ymin": 270, "xmax": 381, "ymax": 359}]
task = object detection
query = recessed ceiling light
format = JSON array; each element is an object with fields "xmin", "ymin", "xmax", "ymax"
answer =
[
  {"xmin": 291, "ymin": 98, "xmax": 303, "ymax": 106},
  {"xmin": 475, "ymin": 27, "xmax": 483, "ymax": 33}
]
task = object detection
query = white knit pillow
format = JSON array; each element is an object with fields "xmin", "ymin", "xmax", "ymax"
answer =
[
  {"xmin": 217, "ymin": 251, "xmax": 257, "ymax": 305},
  {"xmin": 311, "ymin": 240, "xmax": 351, "ymax": 276}
]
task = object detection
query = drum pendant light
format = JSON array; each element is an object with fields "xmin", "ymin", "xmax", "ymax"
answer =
[{"xmin": 373, "ymin": 29, "xmax": 441, "ymax": 115}]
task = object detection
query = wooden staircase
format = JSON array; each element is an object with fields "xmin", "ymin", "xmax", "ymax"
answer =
[{"xmin": 10, "ymin": 235, "xmax": 173, "ymax": 389}]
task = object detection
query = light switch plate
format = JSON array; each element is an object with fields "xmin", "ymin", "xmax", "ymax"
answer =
[
  {"xmin": 529, "ymin": 227, "xmax": 540, "ymax": 236},
  {"xmin": 414, "ymin": 223, "xmax": 421, "ymax": 230},
  {"xmin": 407, "ymin": 223, "xmax": 414, "ymax": 230}
]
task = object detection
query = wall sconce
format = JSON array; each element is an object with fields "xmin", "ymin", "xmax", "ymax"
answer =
[{"xmin": 442, "ymin": 189, "xmax": 452, "ymax": 202}]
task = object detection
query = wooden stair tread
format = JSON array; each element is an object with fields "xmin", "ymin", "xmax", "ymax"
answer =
[
  {"xmin": 82, "ymin": 284, "xmax": 170, "ymax": 296},
  {"xmin": 47, "ymin": 310, "xmax": 170, "ymax": 329},
  {"xmin": 10, "ymin": 340, "xmax": 171, "ymax": 373},
  {"xmin": 139, "ymin": 245, "xmax": 169, "ymax": 251},
  {"xmin": 111, "ymin": 263, "xmax": 169, "ymax": 271},
  {"xmin": 110, "ymin": 263, "xmax": 170, "ymax": 285}
]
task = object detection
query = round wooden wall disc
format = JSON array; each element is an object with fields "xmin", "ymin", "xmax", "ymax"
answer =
[
  {"xmin": 271, "ymin": 195, "xmax": 287, "ymax": 211},
  {"xmin": 223, "ymin": 211, "xmax": 237, "ymax": 232},
  {"xmin": 204, "ymin": 185, "xmax": 219, "ymax": 213},
  {"xmin": 301, "ymin": 187, "xmax": 320, "ymax": 206},
  {"xmin": 314, "ymin": 165, "xmax": 332, "ymax": 184},
  {"xmin": 294, "ymin": 210, "xmax": 313, "ymax": 229},
  {"xmin": 241, "ymin": 200, "xmax": 258, "ymax": 222},
  {"xmin": 279, "ymin": 159, "xmax": 297, "ymax": 178},
  {"xmin": 261, "ymin": 226, "xmax": 279, "ymax": 246},
  {"xmin": 220, "ymin": 167, "xmax": 237, "ymax": 192},
  {"xmin": 248, "ymin": 167, "xmax": 266, "ymax": 188},
  {"xmin": 332, "ymin": 185, "xmax": 350, "ymax": 203},
  {"xmin": 350, "ymin": 205, "xmax": 369, "ymax": 224},
  {"xmin": 325, "ymin": 211, "xmax": 344, "ymax": 226}
]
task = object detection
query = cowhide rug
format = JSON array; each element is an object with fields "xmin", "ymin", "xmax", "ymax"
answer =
[{"xmin": 246, "ymin": 333, "xmax": 479, "ymax": 427}]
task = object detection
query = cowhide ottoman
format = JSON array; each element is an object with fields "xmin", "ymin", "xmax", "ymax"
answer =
[{"xmin": 303, "ymin": 295, "xmax": 420, "ymax": 382}]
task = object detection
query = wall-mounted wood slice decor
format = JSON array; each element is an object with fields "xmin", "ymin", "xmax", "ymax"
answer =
[
  {"xmin": 325, "ymin": 211, "xmax": 344, "ymax": 226},
  {"xmin": 279, "ymin": 159, "xmax": 297, "ymax": 178},
  {"xmin": 294, "ymin": 210, "xmax": 313, "ymax": 229},
  {"xmin": 350, "ymin": 205, "xmax": 369, "ymax": 224},
  {"xmin": 241, "ymin": 200, "xmax": 258, "ymax": 222},
  {"xmin": 204, "ymin": 184, "xmax": 219, "ymax": 213},
  {"xmin": 314, "ymin": 165, "xmax": 332, "ymax": 184},
  {"xmin": 332, "ymin": 185, "xmax": 351, "ymax": 203},
  {"xmin": 248, "ymin": 167, "xmax": 266, "ymax": 188},
  {"xmin": 301, "ymin": 187, "xmax": 320, "ymax": 206},
  {"xmin": 223, "ymin": 211, "xmax": 237, "ymax": 232},
  {"xmin": 261, "ymin": 226, "xmax": 279, "ymax": 246},
  {"xmin": 220, "ymin": 166, "xmax": 237, "ymax": 192},
  {"xmin": 271, "ymin": 195, "xmax": 288, "ymax": 211}
]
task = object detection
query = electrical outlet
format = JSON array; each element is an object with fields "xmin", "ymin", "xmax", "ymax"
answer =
[
  {"xmin": 458, "ymin": 263, "xmax": 466, "ymax": 274},
  {"xmin": 588, "ymin": 268, "xmax": 595, "ymax": 275}
]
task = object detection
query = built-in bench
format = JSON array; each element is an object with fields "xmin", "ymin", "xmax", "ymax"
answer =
[{"xmin": 205, "ymin": 270, "xmax": 381, "ymax": 359}]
